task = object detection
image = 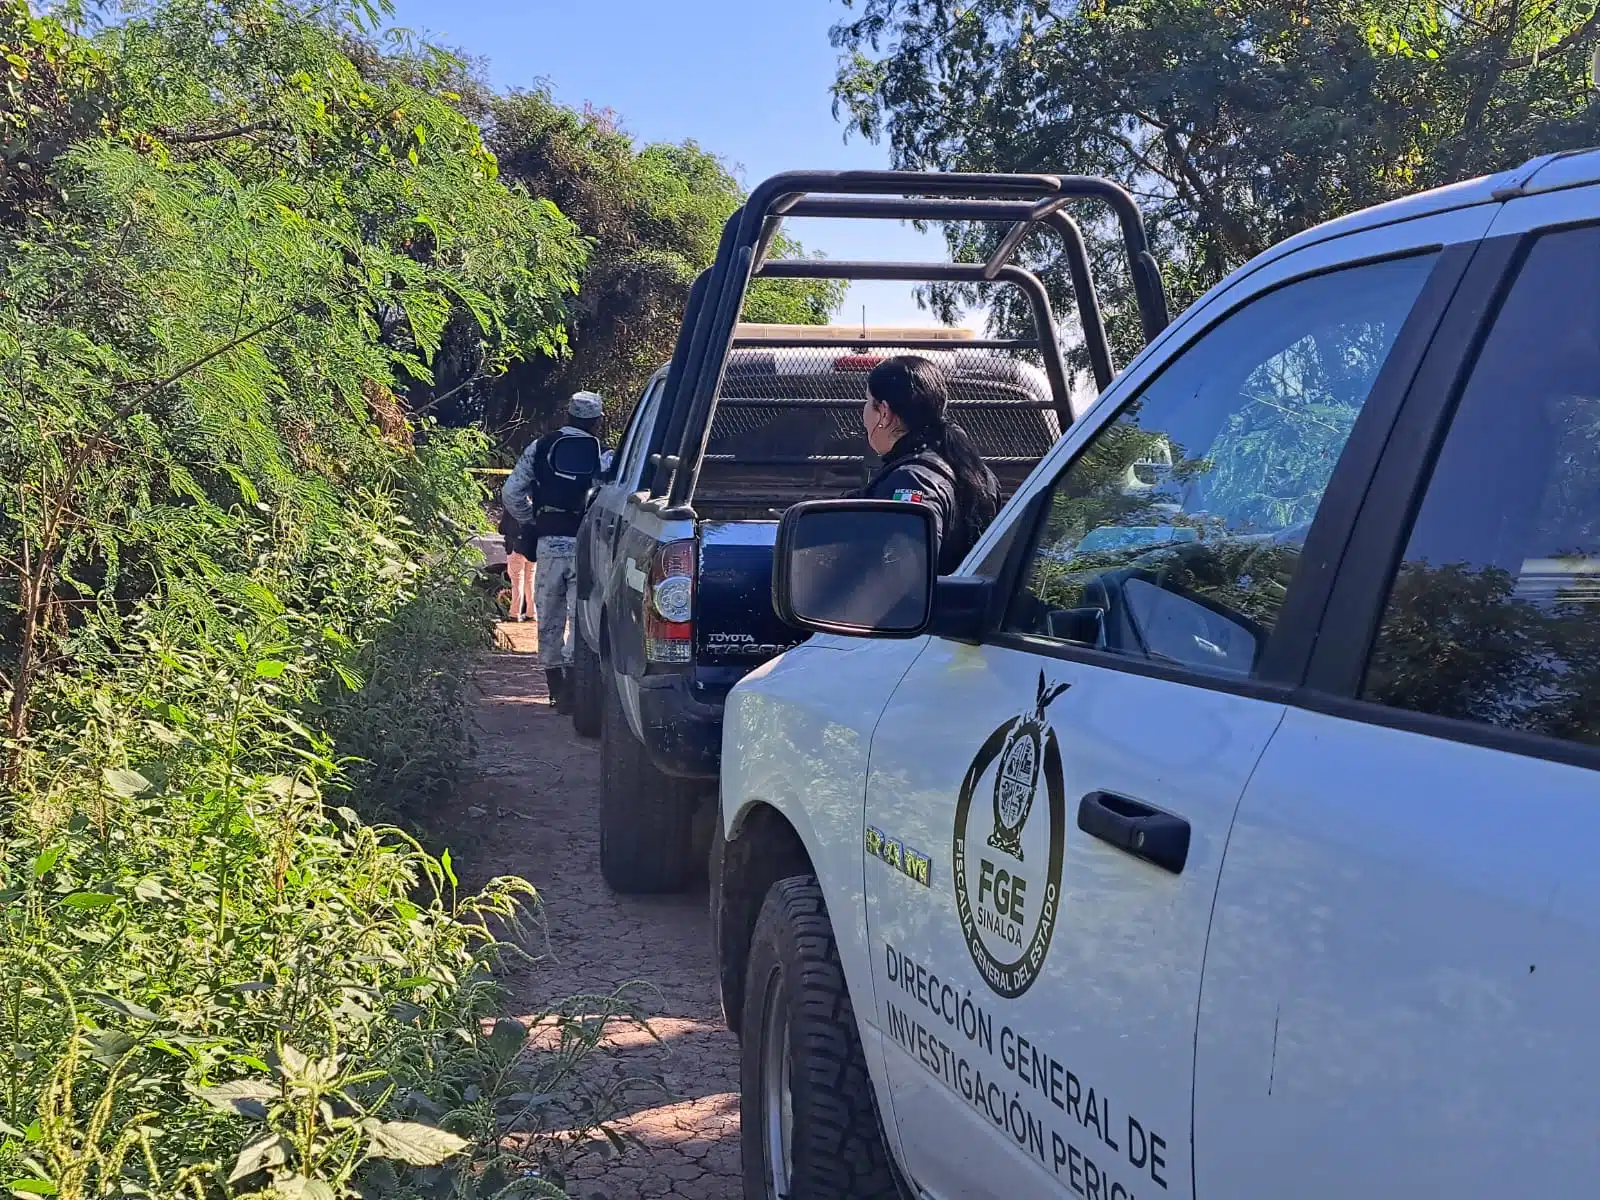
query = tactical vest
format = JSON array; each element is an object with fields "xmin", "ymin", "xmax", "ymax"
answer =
[{"xmin": 530, "ymin": 432, "xmax": 600, "ymax": 540}]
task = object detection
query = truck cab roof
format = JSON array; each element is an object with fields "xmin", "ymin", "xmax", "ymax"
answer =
[{"xmin": 1248, "ymin": 146, "xmax": 1600, "ymax": 274}]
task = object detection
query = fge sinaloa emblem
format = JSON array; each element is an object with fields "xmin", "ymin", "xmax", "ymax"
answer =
[{"xmin": 953, "ymin": 672, "xmax": 1069, "ymax": 999}]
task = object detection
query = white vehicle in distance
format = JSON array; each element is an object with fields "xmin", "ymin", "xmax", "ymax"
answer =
[{"xmin": 712, "ymin": 148, "xmax": 1600, "ymax": 1199}]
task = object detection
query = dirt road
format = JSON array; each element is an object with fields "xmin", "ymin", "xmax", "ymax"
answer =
[{"xmin": 447, "ymin": 621, "xmax": 743, "ymax": 1199}]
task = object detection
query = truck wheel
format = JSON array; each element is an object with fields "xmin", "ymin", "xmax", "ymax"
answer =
[
  {"xmin": 741, "ymin": 877, "xmax": 898, "ymax": 1200},
  {"xmin": 570, "ymin": 633, "xmax": 601, "ymax": 739},
  {"xmin": 598, "ymin": 679, "xmax": 696, "ymax": 894}
]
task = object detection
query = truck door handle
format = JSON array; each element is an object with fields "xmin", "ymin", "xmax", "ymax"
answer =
[{"xmin": 1077, "ymin": 792, "xmax": 1191, "ymax": 875}]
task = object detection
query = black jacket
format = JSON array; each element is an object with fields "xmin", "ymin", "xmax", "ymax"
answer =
[
  {"xmin": 498, "ymin": 511, "xmax": 536, "ymax": 559},
  {"xmin": 853, "ymin": 431, "xmax": 995, "ymax": 574}
]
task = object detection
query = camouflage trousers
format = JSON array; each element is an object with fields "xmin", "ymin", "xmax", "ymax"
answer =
[{"xmin": 534, "ymin": 536, "xmax": 577, "ymax": 668}]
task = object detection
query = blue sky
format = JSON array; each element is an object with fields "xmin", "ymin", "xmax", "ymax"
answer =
[{"xmin": 383, "ymin": 0, "xmax": 972, "ymax": 328}]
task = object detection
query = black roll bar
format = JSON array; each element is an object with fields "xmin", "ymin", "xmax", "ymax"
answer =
[
  {"xmin": 780, "ymin": 196, "xmax": 1036, "ymax": 222},
  {"xmin": 642, "ymin": 217, "xmax": 742, "ymax": 498},
  {"xmin": 664, "ymin": 260, "xmax": 1070, "ymax": 509},
  {"xmin": 746, "ymin": 171, "xmax": 1169, "ymax": 340},
  {"xmin": 728, "ymin": 337, "xmax": 1039, "ymax": 351},
  {"xmin": 699, "ymin": 454, "xmax": 1045, "ymax": 466},
  {"xmin": 647, "ymin": 170, "xmax": 1168, "ymax": 512},
  {"xmin": 1044, "ymin": 213, "xmax": 1113, "ymax": 391},
  {"xmin": 752, "ymin": 195, "xmax": 1116, "ymax": 391},
  {"xmin": 755, "ymin": 259, "xmax": 1071, "ymax": 410}
]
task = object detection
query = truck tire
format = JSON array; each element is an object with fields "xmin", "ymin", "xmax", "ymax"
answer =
[
  {"xmin": 598, "ymin": 679, "xmax": 697, "ymax": 894},
  {"xmin": 570, "ymin": 633, "xmax": 601, "ymax": 739},
  {"xmin": 741, "ymin": 876, "xmax": 898, "ymax": 1200}
]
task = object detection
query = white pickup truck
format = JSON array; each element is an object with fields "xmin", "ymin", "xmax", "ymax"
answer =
[{"xmin": 712, "ymin": 149, "xmax": 1600, "ymax": 1199}]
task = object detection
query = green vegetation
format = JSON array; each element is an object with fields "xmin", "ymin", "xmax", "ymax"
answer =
[
  {"xmin": 831, "ymin": 0, "xmax": 1600, "ymax": 363},
  {"xmin": 436, "ymin": 87, "xmax": 846, "ymax": 436},
  {"xmin": 0, "ymin": 1, "xmax": 649, "ymax": 1196},
  {"xmin": 16, "ymin": 0, "xmax": 1594, "ymax": 1194}
]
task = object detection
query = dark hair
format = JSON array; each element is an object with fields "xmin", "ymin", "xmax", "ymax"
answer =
[{"xmin": 868, "ymin": 355, "xmax": 998, "ymax": 530}]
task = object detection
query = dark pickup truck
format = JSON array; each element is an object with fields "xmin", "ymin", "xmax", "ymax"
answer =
[{"xmin": 571, "ymin": 170, "xmax": 1169, "ymax": 894}]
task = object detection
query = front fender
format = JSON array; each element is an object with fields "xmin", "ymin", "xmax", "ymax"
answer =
[{"xmin": 717, "ymin": 637, "xmax": 931, "ymax": 1040}]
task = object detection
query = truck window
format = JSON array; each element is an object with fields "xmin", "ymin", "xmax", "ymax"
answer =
[
  {"xmin": 618, "ymin": 377, "xmax": 664, "ymax": 489},
  {"xmin": 1005, "ymin": 252, "xmax": 1439, "ymax": 677},
  {"xmin": 1362, "ymin": 225, "xmax": 1600, "ymax": 751}
]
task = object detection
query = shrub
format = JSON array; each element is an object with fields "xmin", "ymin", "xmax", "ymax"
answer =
[{"xmin": 0, "ymin": 2, "xmax": 630, "ymax": 1195}]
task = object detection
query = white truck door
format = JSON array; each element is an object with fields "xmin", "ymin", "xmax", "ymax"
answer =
[
  {"xmin": 1196, "ymin": 200, "xmax": 1600, "ymax": 1197},
  {"xmin": 860, "ymin": 228, "xmax": 1469, "ymax": 1200}
]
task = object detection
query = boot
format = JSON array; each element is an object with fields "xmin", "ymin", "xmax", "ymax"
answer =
[{"xmin": 546, "ymin": 667, "xmax": 570, "ymax": 714}]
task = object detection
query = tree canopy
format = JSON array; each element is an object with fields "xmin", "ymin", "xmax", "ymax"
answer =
[
  {"xmin": 0, "ymin": 1, "xmax": 652, "ymax": 1194},
  {"xmin": 831, "ymin": 0, "xmax": 1600, "ymax": 369},
  {"xmin": 2, "ymin": 0, "xmax": 587, "ymax": 716},
  {"xmin": 432, "ymin": 87, "xmax": 846, "ymax": 442}
]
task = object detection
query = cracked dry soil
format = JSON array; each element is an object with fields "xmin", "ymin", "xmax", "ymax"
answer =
[{"xmin": 443, "ymin": 620, "xmax": 743, "ymax": 1199}]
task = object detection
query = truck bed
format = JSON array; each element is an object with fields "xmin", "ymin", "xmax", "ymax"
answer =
[{"xmin": 687, "ymin": 357, "xmax": 1061, "ymax": 680}]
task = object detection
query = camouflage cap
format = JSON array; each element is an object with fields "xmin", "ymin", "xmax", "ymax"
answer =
[{"xmin": 568, "ymin": 390, "xmax": 604, "ymax": 420}]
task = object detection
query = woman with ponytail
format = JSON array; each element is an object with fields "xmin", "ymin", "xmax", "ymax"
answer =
[{"xmin": 855, "ymin": 355, "xmax": 1001, "ymax": 573}]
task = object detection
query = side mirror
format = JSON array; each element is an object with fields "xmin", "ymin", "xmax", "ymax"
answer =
[
  {"xmin": 773, "ymin": 500, "xmax": 937, "ymax": 637},
  {"xmin": 548, "ymin": 432, "xmax": 601, "ymax": 477}
]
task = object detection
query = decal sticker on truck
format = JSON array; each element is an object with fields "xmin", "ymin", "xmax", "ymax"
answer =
[
  {"xmin": 882, "ymin": 941, "xmax": 1172, "ymax": 1197},
  {"xmin": 706, "ymin": 632, "xmax": 801, "ymax": 658},
  {"xmin": 953, "ymin": 671, "xmax": 1070, "ymax": 999},
  {"xmin": 866, "ymin": 825, "xmax": 932, "ymax": 887},
  {"xmin": 623, "ymin": 557, "xmax": 648, "ymax": 594}
]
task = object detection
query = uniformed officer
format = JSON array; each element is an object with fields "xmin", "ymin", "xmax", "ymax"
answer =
[
  {"xmin": 501, "ymin": 391, "xmax": 607, "ymax": 713},
  {"xmin": 855, "ymin": 355, "xmax": 1000, "ymax": 574}
]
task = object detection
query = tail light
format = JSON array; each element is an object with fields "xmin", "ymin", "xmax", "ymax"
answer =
[
  {"xmin": 835, "ymin": 354, "xmax": 883, "ymax": 372},
  {"xmin": 645, "ymin": 539, "xmax": 695, "ymax": 664}
]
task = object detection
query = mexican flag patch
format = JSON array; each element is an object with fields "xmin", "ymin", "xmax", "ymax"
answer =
[{"xmin": 892, "ymin": 488, "xmax": 925, "ymax": 503}]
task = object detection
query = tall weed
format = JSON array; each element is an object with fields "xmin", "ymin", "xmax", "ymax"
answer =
[
  {"xmin": 0, "ymin": 1, "xmax": 638, "ymax": 1195},
  {"xmin": 2, "ymin": 469, "xmax": 648, "ymax": 1197}
]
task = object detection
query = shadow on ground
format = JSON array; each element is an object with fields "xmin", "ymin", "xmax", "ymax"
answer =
[{"xmin": 431, "ymin": 627, "xmax": 743, "ymax": 1199}]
